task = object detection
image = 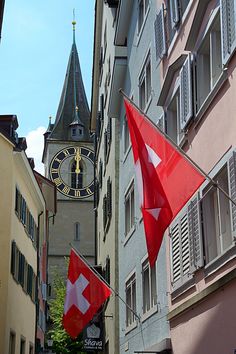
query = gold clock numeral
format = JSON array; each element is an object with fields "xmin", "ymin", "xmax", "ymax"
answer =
[
  {"xmin": 74, "ymin": 190, "xmax": 80, "ymax": 197},
  {"xmin": 63, "ymin": 149, "xmax": 70, "ymax": 157},
  {"xmin": 51, "ymin": 168, "xmax": 58, "ymax": 173},
  {"xmin": 54, "ymin": 177, "xmax": 63, "ymax": 187},
  {"xmin": 62, "ymin": 185, "xmax": 70, "ymax": 195},
  {"xmin": 54, "ymin": 157, "xmax": 61, "ymax": 163},
  {"xmin": 86, "ymin": 187, "xmax": 93, "ymax": 195}
]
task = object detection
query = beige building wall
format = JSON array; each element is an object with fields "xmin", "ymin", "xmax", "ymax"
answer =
[{"xmin": 0, "ymin": 132, "xmax": 46, "ymax": 353}]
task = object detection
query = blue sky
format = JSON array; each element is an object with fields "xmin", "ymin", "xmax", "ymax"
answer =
[{"xmin": 0, "ymin": 1, "xmax": 95, "ymax": 172}]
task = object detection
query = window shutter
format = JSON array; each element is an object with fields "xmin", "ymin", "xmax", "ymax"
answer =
[
  {"xmin": 103, "ymin": 196, "xmax": 107, "ymax": 230},
  {"xmin": 221, "ymin": 0, "xmax": 236, "ymax": 65},
  {"xmin": 228, "ymin": 151, "xmax": 236, "ymax": 237},
  {"xmin": 107, "ymin": 178, "xmax": 112, "ymax": 217},
  {"xmin": 107, "ymin": 117, "xmax": 112, "ymax": 145},
  {"xmin": 180, "ymin": 213, "xmax": 190, "ymax": 277},
  {"xmin": 170, "ymin": 0, "xmax": 180, "ymax": 28},
  {"xmin": 100, "ymin": 94, "xmax": 104, "ymax": 122},
  {"xmin": 15, "ymin": 188, "xmax": 19, "ymax": 213},
  {"xmin": 188, "ymin": 194, "xmax": 203, "ymax": 270},
  {"xmin": 104, "ymin": 130, "xmax": 108, "ymax": 162},
  {"xmin": 11, "ymin": 241, "xmax": 16, "ymax": 276},
  {"xmin": 96, "ymin": 111, "xmax": 101, "ymax": 138},
  {"xmin": 99, "ymin": 160, "xmax": 103, "ymax": 188},
  {"xmin": 180, "ymin": 54, "xmax": 193, "ymax": 130},
  {"xmin": 105, "ymin": 257, "xmax": 110, "ymax": 285},
  {"xmin": 171, "ymin": 222, "xmax": 181, "ymax": 284},
  {"xmin": 154, "ymin": 4, "xmax": 167, "ymax": 60}
]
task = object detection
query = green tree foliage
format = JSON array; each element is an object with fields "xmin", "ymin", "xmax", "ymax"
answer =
[{"xmin": 48, "ymin": 273, "xmax": 84, "ymax": 354}]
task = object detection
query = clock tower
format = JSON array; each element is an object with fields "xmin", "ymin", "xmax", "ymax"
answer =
[{"xmin": 42, "ymin": 21, "xmax": 95, "ymax": 289}]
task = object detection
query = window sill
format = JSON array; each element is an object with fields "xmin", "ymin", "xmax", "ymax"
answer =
[
  {"xmin": 124, "ymin": 225, "xmax": 136, "ymax": 246},
  {"xmin": 123, "ymin": 144, "xmax": 132, "ymax": 164},
  {"xmin": 141, "ymin": 304, "xmax": 158, "ymax": 323},
  {"xmin": 136, "ymin": 6, "xmax": 150, "ymax": 47},
  {"xmin": 195, "ymin": 69, "xmax": 228, "ymax": 126},
  {"xmin": 171, "ymin": 276, "xmax": 196, "ymax": 300},
  {"xmin": 125, "ymin": 321, "xmax": 137, "ymax": 335},
  {"xmin": 204, "ymin": 243, "xmax": 236, "ymax": 278}
]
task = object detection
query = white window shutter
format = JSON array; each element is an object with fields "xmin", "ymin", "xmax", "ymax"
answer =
[
  {"xmin": 180, "ymin": 54, "xmax": 193, "ymax": 130},
  {"xmin": 228, "ymin": 151, "xmax": 236, "ymax": 238},
  {"xmin": 154, "ymin": 4, "xmax": 167, "ymax": 60},
  {"xmin": 170, "ymin": 0, "xmax": 180, "ymax": 28},
  {"xmin": 171, "ymin": 222, "xmax": 181, "ymax": 284},
  {"xmin": 188, "ymin": 195, "xmax": 203, "ymax": 270},
  {"xmin": 220, "ymin": 0, "xmax": 236, "ymax": 65},
  {"xmin": 180, "ymin": 213, "xmax": 190, "ymax": 277}
]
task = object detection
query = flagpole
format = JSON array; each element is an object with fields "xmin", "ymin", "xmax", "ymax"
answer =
[
  {"xmin": 119, "ymin": 89, "xmax": 236, "ymax": 208},
  {"xmin": 69, "ymin": 244, "xmax": 141, "ymax": 321}
]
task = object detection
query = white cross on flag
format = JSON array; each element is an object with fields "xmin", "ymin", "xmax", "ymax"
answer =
[
  {"xmin": 124, "ymin": 98, "xmax": 205, "ymax": 267},
  {"xmin": 63, "ymin": 249, "xmax": 111, "ymax": 338}
]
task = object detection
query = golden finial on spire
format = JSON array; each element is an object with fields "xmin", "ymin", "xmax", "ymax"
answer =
[
  {"xmin": 72, "ymin": 9, "xmax": 76, "ymax": 31},
  {"xmin": 76, "ymin": 106, "xmax": 79, "ymax": 112}
]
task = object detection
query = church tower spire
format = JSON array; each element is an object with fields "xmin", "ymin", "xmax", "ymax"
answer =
[{"xmin": 48, "ymin": 17, "xmax": 91, "ymax": 142}]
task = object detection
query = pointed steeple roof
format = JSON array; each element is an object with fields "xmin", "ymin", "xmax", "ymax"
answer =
[{"xmin": 49, "ymin": 21, "xmax": 91, "ymax": 142}]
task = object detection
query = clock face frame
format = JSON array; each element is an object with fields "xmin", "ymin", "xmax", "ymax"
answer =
[{"xmin": 50, "ymin": 146, "xmax": 94, "ymax": 199}]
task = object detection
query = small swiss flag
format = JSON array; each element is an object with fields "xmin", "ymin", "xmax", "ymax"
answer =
[
  {"xmin": 63, "ymin": 249, "xmax": 111, "ymax": 338},
  {"xmin": 124, "ymin": 98, "xmax": 205, "ymax": 267}
]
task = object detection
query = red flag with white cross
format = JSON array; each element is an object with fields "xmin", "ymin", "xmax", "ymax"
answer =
[
  {"xmin": 63, "ymin": 249, "xmax": 111, "ymax": 338},
  {"xmin": 124, "ymin": 98, "xmax": 205, "ymax": 267}
]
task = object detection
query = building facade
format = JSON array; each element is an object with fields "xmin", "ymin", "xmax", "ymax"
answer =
[
  {"xmin": 155, "ymin": 0, "xmax": 236, "ymax": 353},
  {"xmin": 43, "ymin": 23, "xmax": 95, "ymax": 292},
  {"xmin": 0, "ymin": 116, "xmax": 47, "ymax": 354},
  {"xmin": 91, "ymin": 1, "xmax": 171, "ymax": 353},
  {"xmin": 91, "ymin": 1, "xmax": 120, "ymax": 352}
]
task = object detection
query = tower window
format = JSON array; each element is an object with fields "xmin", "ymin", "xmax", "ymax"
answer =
[
  {"xmin": 74, "ymin": 222, "xmax": 80, "ymax": 241},
  {"xmin": 71, "ymin": 160, "xmax": 83, "ymax": 189},
  {"xmin": 72, "ymin": 128, "xmax": 77, "ymax": 136}
]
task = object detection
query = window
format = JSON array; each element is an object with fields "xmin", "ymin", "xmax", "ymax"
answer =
[
  {"xmin": 71, "ymin": 160, "xmax": 83, "ymax": 189},
  {"xmin": 202, "ymin": 165, "xmax": 232, "ymax": 263},
  {"xmin": 138, "ymin": 0, "xmax": 149, "ymax": 33},
  {"xmin": 166, "ymin": 88, "xmax": 183, "ymax": 144},
  {"xmin": 103, "ymin": 178, "xmax": 112, "ymax": 231},
  {"xmin": 20, "ymin": 337, "xmax": 25, "ymax": 354},
  {"xmin": 74, "ymin": 222, "xmax": 80, "ymax": 241},
  {"xmin": 170, "ymin": 151, "xmax": 236, "ymax": 290},
  {"xmin": 142, "ymin": 259, "xmax": 157, "ymax": 314},
  {"xmin": 125, "ymin": 273, "xmax": 136, "ymax": 327},
  {"xmin": 124, "ymin": 116, "xmax": 130, "ymax": 154},
  {"xmin": 139, "ymin": 53, "xmax": 151, "ymax": 110},
  {"xmin": 72, "ymin": 128, "xmax": 76, "ymax": 136},
  {"xmin": 196, "ymin": 11, "xmax": 222, "ymax": 111},
  {"xmin": 154, "ymin": 0, "xmax": 191, "ymax": 59},
  {"xmin": 125, "ymin": 182, "xmax": 135, "ymax": 236},
  {"xmin": 9, "ymin": 331, "xmax": 15, "ymax": 354},
  {"xmin": 29, "ymin": 344, "xmax": 34, "ymax": 354}
]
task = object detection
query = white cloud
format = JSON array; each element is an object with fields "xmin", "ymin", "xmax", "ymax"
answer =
[{"xmin": 26, "ymin": 127, "xmax": 46, "ymax": 175}]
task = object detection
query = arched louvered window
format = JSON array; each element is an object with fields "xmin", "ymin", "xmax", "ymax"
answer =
[
  {"xmin": 71, "ymin": 160, "xmax": 83, "ymax": 189},
  {"xmin": 74, "ymin": 222, "xmax": 80, "ymax": 241}
]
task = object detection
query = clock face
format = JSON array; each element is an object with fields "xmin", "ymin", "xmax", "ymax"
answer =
[{"xmin": 50, "ymin": 146, "xmax": 94, "ymax": 199}]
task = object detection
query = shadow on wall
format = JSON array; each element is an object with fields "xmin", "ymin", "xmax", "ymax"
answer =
[{"xmin": 170, "ymin": 279, "xmax": 236, "ymax": 354}]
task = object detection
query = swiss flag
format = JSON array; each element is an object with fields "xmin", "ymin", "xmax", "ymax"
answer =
[
  {"xmin": 63, "ymin": 249, "xmax": 111, "ymax": 338},
  {"xmin": 124, "ymin": 99, "xmax": 205, "ymax": 267}
]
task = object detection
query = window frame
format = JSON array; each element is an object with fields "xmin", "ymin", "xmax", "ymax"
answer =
[
  {"xmin": 125, "ymin": 270, "xmax": 137, "ymax": 332},
  {"xmin": 141, "ymin": 257, "xmax": 158, "ymax": 321},
  {"xmin": 139, "ymin": 50, "xmax": 152, "ymax": 112},
  {"xmin": 124, "ymin": 179, "xmax": 135, "ymax": 241}
]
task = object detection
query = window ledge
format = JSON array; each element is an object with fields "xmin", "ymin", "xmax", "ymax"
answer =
[
  {"xmin": 204, "ymin": 243, "xmax": 236, "ymax": 278},
  {"xmin": 143, "ymin": 95, "xmax": 153, "ymax": 114},
  {"xmin": 195, "ymin": 69, "xmax": 228, "ymax": 126},
  {"xmin": 141, "ymin": 304, "xmax": 158, "ymax": 323},
  {"xmin": 125, "ymin": 321, "xmax": 137, "ymax": 335},
  {"xmin": 136, "ymin": 6, "xmax": 150, "ymax": 47},
  {"xmin": 124, "ymin": 225, "xmax": 136, "ymax": 246},
  {"xmin": 171, "ymin": 276, "xmax": 196, "ymax": 300}
]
